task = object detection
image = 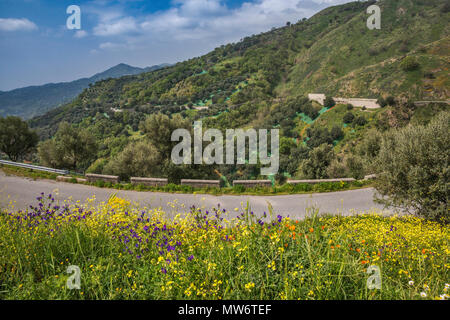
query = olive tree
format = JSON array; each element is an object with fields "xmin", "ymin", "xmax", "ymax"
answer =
[
  {"xmin": 0, "ymin": 116, "xmax": 38, "ymax": 161},
  {"xmin": 373, "ymin": 111, "xmax": 449, "ymax": 223}
]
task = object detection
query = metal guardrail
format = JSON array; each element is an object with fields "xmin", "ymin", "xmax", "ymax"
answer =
[{"xmin": 0, "ymin": 159, "xmax": 69, "ymax": 175}]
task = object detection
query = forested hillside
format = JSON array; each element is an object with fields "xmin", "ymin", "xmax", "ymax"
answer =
[
  {"xmin": 0, "ymin": 63, "xmax": 169, "ymax": 119},
  {"xmin": 27, "ymin": 0, "xmax": 449, "ymax": 183}
]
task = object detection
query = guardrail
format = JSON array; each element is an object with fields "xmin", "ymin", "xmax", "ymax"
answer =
[{"xmin": 0, "ymin": 159, "xmax": 69, "ymax": 175}]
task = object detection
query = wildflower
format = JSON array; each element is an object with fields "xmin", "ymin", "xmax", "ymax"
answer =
[
  {"xmin": 420, "ymin": 292, "xmax": 427, "ymax": 298},
  {"xmin": 244, "ymin": 282, "xmax": 255, "ymax": 292},
  {"xmin": 408, "ymin": 280, "xmax": 414, "ymax": 286}
]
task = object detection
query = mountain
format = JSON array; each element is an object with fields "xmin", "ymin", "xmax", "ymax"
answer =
[
  {"xmin": 29, "ymin": 0, "xmax": 449, "ymax": 180},
  {"xmin": 0, "ymin": 63, "xmax": 170, "ymax": 119}
]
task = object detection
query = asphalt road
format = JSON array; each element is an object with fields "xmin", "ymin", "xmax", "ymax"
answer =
[{"xmin": 0, "ymin": 171, "xmax": 393, "ymax": 219}]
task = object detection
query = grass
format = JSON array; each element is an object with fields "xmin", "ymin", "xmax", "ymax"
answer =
[
  {"xmin": 0, "ymin": 164, "xmax": 373, "ymax": 196},
  {"xmin": 0, "ymin": 194, "xmax": 448, "ymax": 300}
]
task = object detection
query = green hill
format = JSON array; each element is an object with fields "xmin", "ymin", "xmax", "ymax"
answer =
[
  {"xmin": 0, "ymin": 63, "xmax": 169, "ymax": 119},
  {"xmin": 27, "ymin": 0, "xmax": 449, "ymax": 182}
]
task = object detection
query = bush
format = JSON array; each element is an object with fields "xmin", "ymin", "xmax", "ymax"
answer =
[
  {"xmin": 385, "ymin": 96, "xmax": 396, "ymax": 106},
  {"xmin": 373, "ymin": 111, "xmax": 449, "ymax": 223},
  {"xmin": 346, "ymin": 104, "xmax": 354, "ymax": 110},
  {"xmin": 301, "ymin": 143, "xmax": 335, "ymax": 179},
  {"xmin": 343, "ymin": 112, "xmax": 355, "ymax": 124},
  {"xmin": 377, "ymin": 97, "xmax": 387, "ymax": 108},
  {"xmin": 324, "ymin": 96, "xmax": 335, "ymax": 108},
  {"xmin": 354, "ymin": 116, "xmax": 367, "ymax": 126},
  {"xmin": 400, "ymin": 56, "xmax": 420, "ymax": 72}
]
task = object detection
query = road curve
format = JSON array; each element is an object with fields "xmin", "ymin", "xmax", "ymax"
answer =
[{"xmin": 0, "ymin": 171, "xmax": 393, "ymax": 219}]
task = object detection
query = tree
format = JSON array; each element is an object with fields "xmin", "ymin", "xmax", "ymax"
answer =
[
  {"xmin": 385, "ymin": 96, "xmax": 396, "ymax": 106},
  {"xmin": 301, "ymin": 143, "xmax": 335, "ymax": 179},
  {"xmin": 400, "ymin": 56, "xmax": 420, "ymax": 72},
  {"xmin": 373, "ymin": 111, "xmax": 449, "ymax": 223},
  {"xmin": 0, "ymin": 116, "xmax": 38, "ymax": 161},
  {"xmin": 343, "ymin": 112, "xmax": 355, "ymax": 124},
  {"xmin": 38, "ymin": 122, "xmax": 97, "ymax": 171},
  {"xmin": 330, "ymin": 126, "xmax": 344, "ymax": 141},
  {"xmin": 324, "ymin": 96, "xmax": 335, "ymax": 108},
  {"xmin": 354, "ymin": 116, "xmax": 367, "ymax": 126},
  {"xmin": 103, "ymin": 140, "xmax": 161, "ymax": 180},
  {"xmin": 377, "ymin": 97, "xmax": 387, "ymax": 108},
  {"xmin": 139, "ymin": 113, "xmax": 191, "ymax": 159}
]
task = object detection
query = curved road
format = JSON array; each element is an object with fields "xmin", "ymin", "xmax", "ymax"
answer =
[{"xmin": 0, "ymin": 171, "xmax": 393, "ymax": 219}]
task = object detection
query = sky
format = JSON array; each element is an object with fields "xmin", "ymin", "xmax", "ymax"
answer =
[{"xmin": 0, "ymin": 0, "xmax": 353, "ymax": 91}]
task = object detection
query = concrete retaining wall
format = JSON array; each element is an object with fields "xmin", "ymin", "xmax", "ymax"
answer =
[
  {"xmin": 287, "ymin": 178, "xmax": 356, "ymax": 184},
  {"xmin": 181, "ymin": 179, "xmax": 220, "ymax": 188},
  {"xmin": 85, "ymin": 173, "xmax": 119, "ymax": 184},
  {"xmin": 334, "ymin": 97, "xmax": 380, "ymax": 109},
  {"xmin": 56, "ymin": 175, "xmax": 72, "ymax": 182},
  {"xmin": 308, "ymin": 93, "xmax": 326, "ymax": 105},
  {"xmin": 131, "ymin": 177, "xmax": 168, "ymax": 187},
  {"xmin": 308, "ymin": 93, "xmax": 380, "ymax": 109},
  {"xmin": 233, "ymin": 180, "xmax": 272, "ymax": 188}
]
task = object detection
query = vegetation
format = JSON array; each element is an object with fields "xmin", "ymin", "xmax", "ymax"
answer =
[
  {"xmin": 372, "ymin": 111, "xmax": 449, "ymax": 224},
  {"xmin": 0, "ymin": 64, "xmax": 168, "ymax": 119},
  {"xmin": 0, "ymin": 116, "xmax": 38, "ymax": 162},
  {"xmin": 0, "ymin": 195, "xmax": 448, "ymax": 300},
  {"xmin": 38, "ymin": 122, "xmax": 97, "ymax": 172}
]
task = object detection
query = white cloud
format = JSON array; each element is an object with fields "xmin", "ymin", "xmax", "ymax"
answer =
[
  {"xmin": 74, "ymin": 30, "xmax": 88, "ymax": 38},
  {"xmin": 88, "ymin": 0, "xmax": 352, "ymax": 53},
  {"xmin": 0, "ymin": 18, "xmax": 37, "ymax": 32},
  {"xmin": 99, "ymin": 42, "xmax": 127, "ymax": 50},
  {"xmin": 94, "ymin": 16, "xmax": 138, "ymax": 36}
]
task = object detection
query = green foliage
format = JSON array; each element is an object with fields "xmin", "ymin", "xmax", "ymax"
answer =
[
  {"xmin": 354, "ymin": 116, "xmax": 367, "ymax": 126},
  {"xmin": 343, "ymin": 112, "xmax": 355, "ymax": 124},
  {"xmin": 400, "ymin": 56, "xmax": 420, "ymax": 72},
  {"xmin": 301, "ymin": 143, "xmax": 335, "ymax": 179},
  {"xmin": 139, "ymin": 113, "xmax": 191, "ymax": 159},
  {"xmin": 324, "ymin": 96, "xmax": 335, "ymax": 108},
  {"xmin": 377, "ymin": 97, "xmax": 387, "ymax": 108},
  {"xmin": 38, "ymin": 122, "xmax": 97, "ymax": 171},
  {"xmin": 103, "ymin": 141, "xmax": 161, "ymax": 181},
  {"xmin": 0, "ymin": 116, "xmax": 38, "ymax": 161},
  {"xmin": 374, "ymin": 111, "xmax": 449, "ymax": 223}
]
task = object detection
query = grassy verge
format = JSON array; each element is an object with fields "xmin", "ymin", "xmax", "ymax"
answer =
[
  {"xmin": 0, "ymin": 194, "xmax": 448, "ymax": 300},
  {"xmin": 0, "ymin": 164, "xmax": 373, "ymax": 196}
]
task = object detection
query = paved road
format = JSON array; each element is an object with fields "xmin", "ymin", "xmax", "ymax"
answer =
[{"xmin": 0, "ymin": 171, "xmax": 394, "ymax": 219}]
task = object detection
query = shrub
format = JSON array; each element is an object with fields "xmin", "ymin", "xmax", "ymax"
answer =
[
  {"xmin": 377, "ymin": 97, "xmax": 387, "ymax": 108},
  {"xmin": 343, "ymin": 112, "xmax": 355, "ymax": 124},
  {"xmin": 354, "ymin": 116, "xmax": 367, "ymax": 126},
  {"xmin": 373, "ymin": 111, "xmax": 449, "ymax": 223},
  {"xmin": 324, "ymin": 96, "xmax": 335, "ymax": 108},
  {"xmin": 385, "ymin": 96, "xmax": 396, "ymax": 106},
  {"xmin": 301, "ymin": 143, "xmax": 335, "ymax": 179},
  {"xmin": 346, "ymin": 104, "xmax": 354, "ymax": 110},
  {"xmin": 400, "ymin": 56, "xmax": 420, "ymax": 72}
]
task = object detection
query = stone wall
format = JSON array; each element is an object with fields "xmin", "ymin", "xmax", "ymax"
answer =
[
  {"xmin": 333, "ymin": 97, "xmax": 380, "ymax": 109},
  {"xmin": 130, "ymin": 177, "xmax": 168, "ymax": 187},
  {"xmin": 85, "ymin": 173, "xmax": 119, "ymax": 184},
  {"xmin": 233, "ymin": 180, "xmax": 272, "ymax": 188},
  {"xmin": 308, "ymin": 93, "xmax": 380, "ymax": 109},
  {"xmin": 287, "ymin": 178, "xmax": 356, "ymax": 184},
  {"xmin": 181, "ymin": 179, "xmax": 220, "ymax": 188},
  {"xmin": 308, "ymin": 93, "xmax": 326, "ymax": 105}
]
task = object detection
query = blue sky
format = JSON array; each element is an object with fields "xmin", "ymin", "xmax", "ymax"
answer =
[{"xmin": 0, "ymin": 0, "xmax": 351, "ymax": 91}]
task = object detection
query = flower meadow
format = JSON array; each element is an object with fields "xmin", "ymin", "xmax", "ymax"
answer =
[{"xmin": 0, "ymin": 193, "xmax": 448, "ymax": 300}]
